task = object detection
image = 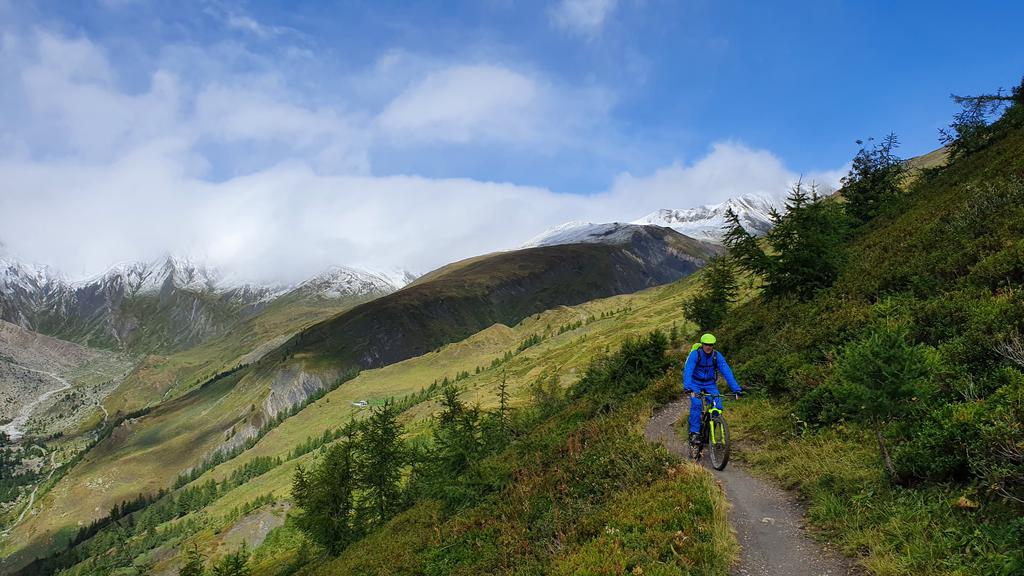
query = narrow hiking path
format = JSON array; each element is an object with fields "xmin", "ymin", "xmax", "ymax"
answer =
[{"xmin": 645, "ymin": 398, "xmax": 856, "ymax": 576}]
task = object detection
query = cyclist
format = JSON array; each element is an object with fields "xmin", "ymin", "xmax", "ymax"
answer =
[{"xmin": 683, "ymin": 333, "xmax": 742, "ymax": 446}]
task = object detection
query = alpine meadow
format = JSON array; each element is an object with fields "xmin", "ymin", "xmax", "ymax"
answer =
[{"xmin": 1, "ymin": 3, "xmax": 1022, "ymax": 576}]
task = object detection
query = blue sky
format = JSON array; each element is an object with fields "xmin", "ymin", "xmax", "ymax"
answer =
[{"xmin": 1, "ymin": 0, "xmax": 1021, "ymax": 281}]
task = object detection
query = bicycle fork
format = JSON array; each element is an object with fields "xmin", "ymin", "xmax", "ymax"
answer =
[{"xmin": 707, "ymin": 407, "xmax": 722, "ymax": 444}]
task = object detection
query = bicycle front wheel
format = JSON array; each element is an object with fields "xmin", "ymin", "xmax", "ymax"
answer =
[{"xmin": 708, "ymin": 413, "xmax": 730, "ymax": 470}]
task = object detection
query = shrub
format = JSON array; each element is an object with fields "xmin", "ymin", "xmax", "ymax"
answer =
[
  {"xmin": 796, "ymin": 326, "xmax": 937, "ymax": 483},
  {"xmin": 892, "ymin": 402, "xmax": 979, "ymax": 482},
  {"xmin": 972, "ymin": 370, "xmax": 1024, "ymax": 502},
  {"xmin": 569, "ymin": 331, "xmax": 671, "ymax": 405},
  {"xmin": 735, "ymin": 352, "xmax": 805, "ymax": 397}
]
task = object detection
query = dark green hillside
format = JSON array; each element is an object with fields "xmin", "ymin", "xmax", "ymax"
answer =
[
  {"xmin": 283, "ymin": 227, "xmax": 717, "ymax": 371},
  {"xmin": 713, "ymin": 101, "xmax": 1024, "ymax": 573}
]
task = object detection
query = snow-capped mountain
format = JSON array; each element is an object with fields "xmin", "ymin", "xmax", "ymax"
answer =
[
  {"xmin": 523, "ymin": 193, "xmax": 783, "ymax": 250},
  {"xmin": 0, "ymin": 254, "xmax": 417, "ymax": 352},
  {"xmin": 76, "ymin": 255, "xmax": 223, "ymax": 297},
  {"xmin": 0, "ymin": 258, "xmax": 64, "ymax": 327},
  {"xmin": 632, "ymin": 193, "xmax": 782, "ymax": 243},
  {"xmin": 522, "ymin": 222, "xmax": 665, "ymax": 248},
  {"xmin": 289, "ymin": 266, "xmax": 410, "ymax": 300}
]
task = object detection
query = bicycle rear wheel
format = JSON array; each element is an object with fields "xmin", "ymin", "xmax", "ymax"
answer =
[{"xmin": 708, "ymin": 413, "xmax": 730, "ymax": 470}]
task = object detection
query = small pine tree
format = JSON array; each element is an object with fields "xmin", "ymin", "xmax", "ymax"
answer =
[
  {"xmin": 357, "ymin": 401, "xmax": 407, "ymax": 524},
  {"xmin": 939, "ymin": 76, "xmax": 1024, "ymax": 159},
  {"xmin": 725, "ymin": 180, "xmax": 851, "ymax": 300},
  {"xmin": 211, "ymin": 544, "xmax": 250, "ymax": 576},
  {"xmin": 840, "ymin": 133, "xmax": 906, "ymax": 224},
  {"xmin": 682, "ymin": 256, "xmax": 739, "ymax": 330},
  {"xmin": 178, "ymin": 544, "xmax": 206, "ymax": 576},
  {"xmin": 497, "ymin": 371, "xmax": 510, "ymax": 436}
]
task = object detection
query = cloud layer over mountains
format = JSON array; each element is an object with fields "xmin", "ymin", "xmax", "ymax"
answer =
[{"xmin": 0, "ymin": 11, "xmax": 843, "ymax": 284}]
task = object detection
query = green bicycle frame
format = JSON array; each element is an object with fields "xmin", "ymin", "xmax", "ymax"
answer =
[{"xmin": 708, "ymin": 406, "xmax": 723, "ymax": 444}]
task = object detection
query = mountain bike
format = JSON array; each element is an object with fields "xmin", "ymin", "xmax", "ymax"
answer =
[{"xmin": 689, "ymin": 391, "xmax": 735, "ymax": 470}]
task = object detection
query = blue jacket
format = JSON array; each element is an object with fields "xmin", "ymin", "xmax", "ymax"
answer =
[{"xmin": 683, "ymin": 348, "xmax": 741, "ymax": 392}]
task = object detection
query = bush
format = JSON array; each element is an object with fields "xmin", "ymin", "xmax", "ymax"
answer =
[
  {"xmin": 831, "ymin": 326, "xmax": 937, "ymax": 423},
  {"xmin": 569, "ymin": 331, "xmax": 671, "ymax": 405},
  {"xmin": 972, "ymin": 370, "xmax": 1024, "ymax": 502},
  {"xmin": 968, "ymin": 238, "xmax": 1024, "ymax": 293},
  {"xmin": 796, "ymin": 379, "xmax": 873, "ymax": 426},
  {"xmin": 892, "ymin": 402, "xmax": 979, "ymax": 482},
  {"xmin": 735, "ymin": 352, "xmax": 805, "ymax": 397}
]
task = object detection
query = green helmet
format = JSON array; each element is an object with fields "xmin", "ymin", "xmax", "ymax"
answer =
[{"xmin": 700, "ymin": 333, "xmax": 717, "ymax": 345}]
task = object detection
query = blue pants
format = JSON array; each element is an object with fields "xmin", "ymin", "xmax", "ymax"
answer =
[{"xmin": 688, "ymin": 382, "xmax": 723, "ymax": 434}]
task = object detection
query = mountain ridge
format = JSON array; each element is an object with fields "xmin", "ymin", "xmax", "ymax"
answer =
[
  {"xmin": 523, "ymin": 193, "xmax": 782, "ymax": 248},
  {"xmin": 0, "ymin": 255, "xmax": 417, "ymax": 353}
]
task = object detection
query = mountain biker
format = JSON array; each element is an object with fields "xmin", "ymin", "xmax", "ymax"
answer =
[{"xmin": 683, "ymin": 333, "xmax": 742, "ymax": 446}]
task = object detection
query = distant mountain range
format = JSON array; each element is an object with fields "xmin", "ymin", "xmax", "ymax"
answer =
[
  {"xmin": 0, "ymin": 255, "xmax": 416, "ymax": 352},
  {"xmin": 524, "ymin": 193, "xmax": 782, "ymax": 248},
  {"xmin": 1, "ymin": 193, "xmax": 771, "ymax": 354}
]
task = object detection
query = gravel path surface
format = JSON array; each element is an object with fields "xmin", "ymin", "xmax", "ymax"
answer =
[{"xmin": 644, "ymin": 398, "xmax": 857, "ymax": 576}]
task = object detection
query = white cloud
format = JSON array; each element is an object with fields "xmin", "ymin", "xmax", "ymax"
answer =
[
  {"xmin": 550, "ymin": 0, "xmax": 618, "ymax": 37},
  {"xmin": 375, "ymin": 64, "xmax": 610, "ymax": 146},
  {"xmin": 224, "ymin": 14, "xmax": 286, "ymax": 38},
  {"xmin": 600, "ymin": 142, "xmax": 798, "ymax": 215},
  {"xmin": 377, "ymin": 65, "xmax": 538, "ymax": 143},
  {"xmin": 0, "ymin": 141, "xmax": 832, "ymax": 283},
  {"xmin": 0, "ymin": 27, "xmax": 843, "ymax": 285}
]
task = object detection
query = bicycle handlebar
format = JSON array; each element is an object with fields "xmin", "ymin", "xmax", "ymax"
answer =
[{"xmin": 688, "ymin": 390, "xmax": 742, "ymax": 400}]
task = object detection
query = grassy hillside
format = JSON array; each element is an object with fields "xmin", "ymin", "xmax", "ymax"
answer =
[
  {"xmin": 101, "ymin": 295, "xmax": 367, "ymax": 418},
  {"xmin": 711, "ymin": 122, "xmax": 1024, "ymax": 574},
  {"xmin": 4, "ymin": 260, "xmax": 726, "ymax": 575},
  {"xmin": 38, "ymin": 326, "xmax": 736, "ymax": 576},
  {"xmin": 305, "ymin": 377, "xmax": 736, "ymax": 576},
  {"xmin": 0, "ymin": 231, "xmax": 716, "ymax": 573},
  {"xmin": 282, "ymin": 228, "xmax": 717, "ymax": 372}
]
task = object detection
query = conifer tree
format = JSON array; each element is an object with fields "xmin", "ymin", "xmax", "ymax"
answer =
[
  {"xmin": 178, "ymin": 544, "xmax": 206, "ymax": 576},
  {"xmin": 497, "ymin": 371, "xmax": 510, "ymax": 437},
  {"xmin": 841, "ymin": 134, "xmax": 906, "ymax": 224},
  {"xmin": 291, "ymin": 420, "xmax": 361, "ymax": 555},
  {"xmin": 357, "ymin": 401, "xmax": 407, "ymax": 523},
  {"xmin": 724, "ymin": 180, "xmax": 851, "ymax": 300},
  {"xmin": 939, "ymin": 76, "xmax": 1024, "ymax": 159},
  {"xmin": 211, "ymin": 544, "xmax": 250, "ymax": 576},
  {"xmin": 682, "ymin": 256, "xmax": 739, "ymax": 330}
]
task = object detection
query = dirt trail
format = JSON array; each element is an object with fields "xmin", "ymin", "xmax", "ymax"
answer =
[{"xmin": 644, "ymin": 398, "xmax": 856, "ymax": 576}]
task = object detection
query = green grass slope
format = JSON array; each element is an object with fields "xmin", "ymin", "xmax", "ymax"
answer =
[
  {"xmin": 101, "ymin": 295, "xmax": 367, "ymax": 418},
  {"xmin": 0, "ymin": 230, "xmax": 716, "ymax": 573},
  {"xmin": 282, "ymin": 228, "xmax": 717, "ymax": 373},
  {"xmin": 712, "ymin": 124, "xmax": 1024, "ymax": 574},
  {"xmin": 308, "ymin": 384, "xmax": 736, "ymax": 576},
  {"xmin": 4, "ymin": 262, "xmax": 725, "ymax": 575}
]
